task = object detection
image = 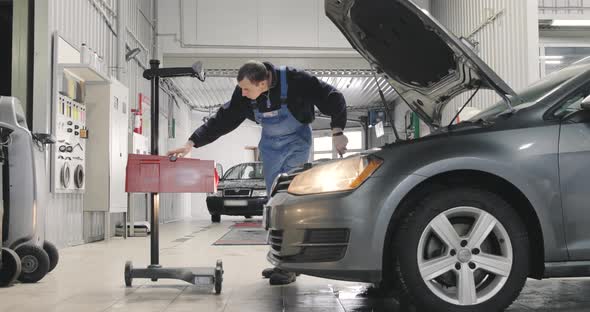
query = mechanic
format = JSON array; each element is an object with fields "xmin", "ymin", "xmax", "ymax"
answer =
[{"xmin": 168, "ymin": 60, "xmax": 349, "ymax": 285}]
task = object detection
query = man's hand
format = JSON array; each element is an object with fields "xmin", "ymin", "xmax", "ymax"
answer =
[
  {"xmin": 332, "ymin": 128, "xmax": 348, "ymax": 157},
  {"xmin": 167, "ymin": 140, "xmax": 195, "ymax": 158}
]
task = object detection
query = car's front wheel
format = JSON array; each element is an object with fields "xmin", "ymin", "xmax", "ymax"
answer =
[{"xmin": 394, "ymin": 188, "xmax": 529, "ymax": 312}]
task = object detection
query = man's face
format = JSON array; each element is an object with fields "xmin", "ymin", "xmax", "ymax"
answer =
[{"xmin": 239, "ymin": 79, "xmax": 268, "ymax": 100}]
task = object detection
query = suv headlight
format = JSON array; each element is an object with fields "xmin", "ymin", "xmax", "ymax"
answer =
[
  {"xmin": 288, "ymin": 155, "xmax": 383, "ymax": 195},
  {"xmin": 252, "ymin": 190, "xmax": 267, "ymax": 197},
  {"xmin": 209, "ymin": 190, "xmax": 223, "ymax": 197}
]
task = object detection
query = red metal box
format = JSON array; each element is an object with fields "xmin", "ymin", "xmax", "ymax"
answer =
[{"xmin": 126, "ymin": 154, "xmax": 216, "ymax": 193}]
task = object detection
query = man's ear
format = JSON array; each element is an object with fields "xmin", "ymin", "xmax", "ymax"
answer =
[{"xmin": 257, "ymin": 80, "xmax": 268, "ymax": 89}]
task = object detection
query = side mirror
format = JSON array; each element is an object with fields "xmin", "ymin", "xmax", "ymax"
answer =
[
  {"xmin": 581, "ymin": 94, "xmax": 590, "ymax": 110},
  {"xmin": 216, "ymin": 163, "xmax": 223, "ymax": 179},
  {"xmin": 192, "ymin": 61, "xmax": 206, "ymax": 82}
]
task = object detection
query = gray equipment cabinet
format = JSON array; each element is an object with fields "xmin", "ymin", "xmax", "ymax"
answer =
[{"xmin": 84, "ymin": 79, "xmax": 129, "ymax": 240}]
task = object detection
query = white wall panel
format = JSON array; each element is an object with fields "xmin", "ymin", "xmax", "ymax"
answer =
[
  {"xmin": 259, "ymin": 0, "xmax": 318, "ymax": 47},
  {"xmin": 158, "ymin": 0, "xmax": 180, "ymax": 34},
  {"xmin": 412, "ymin": 0, "xmax": 431, "ymax": 11},
  {"xmin": 317, "ymin": 0, "xmax": 351, "ymax": 48},
  {"xmin": 539, "ymin": 0, "xmax": 590, "ymax": 17},
  {"xmin": 180, "ymin": 0, "xmax": 199, "ymax": 45},
  {"xmin": 194, "ymin": 0, "xmax": 258, "ymax": 46},
  {"xmin": 158, "ymin": 0, "xmax": 358, "ymax": 56},
  {"xmin": 431, "ymin": 0, "xmax": 539, "ymax": 125},
  {"xmin": 46, "ymin": 194, "xmax": 84, "ymax": 248}
]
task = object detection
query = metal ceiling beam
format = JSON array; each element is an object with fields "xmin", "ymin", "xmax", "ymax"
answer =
[{"xmin": 204, "ymin": 68, "xmax": 385, "ymax": 78}]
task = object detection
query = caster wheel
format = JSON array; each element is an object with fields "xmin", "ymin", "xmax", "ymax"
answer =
[
  {"xmin": 43, "ymin": 241, "xmax": 59, "ymax": 273},
  {"xmin": 15, "ymin": 244, "xmax": 50, "ymax": 283},
  {"xmin": 0, "ymin": 248, "xmax": 21, "ymax": 287},
  {"xmin": 124, "ymin": 261, "xmax": 133, "ymax": 287},
  {"xmin": 214, "ymin": 260, "xmax": 223, "ymax": 294},
  {"xmin": 211, "ymin": 214, "xmax": 221, "ymax": 223}
]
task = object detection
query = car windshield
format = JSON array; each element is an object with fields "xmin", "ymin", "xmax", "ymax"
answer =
[
  {"xmin": 222, "ymin": 163, "xmax": 264, "ymax": 180},
  {"xmin": 469, "ymin": 62, "xmax": 590, "ymax": 122}
]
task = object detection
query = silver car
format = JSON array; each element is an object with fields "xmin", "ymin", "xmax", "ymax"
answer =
[{"xmin": 265, "ymin": 0, "xmax": 590, "ymax": 311}]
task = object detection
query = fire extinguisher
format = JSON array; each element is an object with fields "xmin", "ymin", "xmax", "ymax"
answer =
[
  {"xmin": 133, "ymin": 93, "xmax": 145, "ymax": 134},
  {"xmin": 133, "ymin": 111, "xmax": 143, "ymax": 134}
]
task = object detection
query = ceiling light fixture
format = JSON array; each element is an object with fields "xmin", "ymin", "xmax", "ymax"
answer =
[
  {"xmin": 540, "ymin": 56, "xmax": 564, "ymax": 59},
  {"xmin": 551, "ymin": 19, "xmax": 590, "ymax": 27}
]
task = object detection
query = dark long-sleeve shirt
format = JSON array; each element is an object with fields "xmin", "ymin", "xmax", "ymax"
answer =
[{"xmin": 188, "ymin": 62, "xmax": 347, "ymax": 148}]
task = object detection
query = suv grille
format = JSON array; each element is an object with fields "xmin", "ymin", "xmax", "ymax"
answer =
[{"xmin": 224, "ymin": 189, "xmax": 251, "ymax": 197}]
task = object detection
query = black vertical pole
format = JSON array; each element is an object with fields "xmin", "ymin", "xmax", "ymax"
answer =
[{"xmin": 149, "ymin": 59, "xmax": 160, "ymax": 268}]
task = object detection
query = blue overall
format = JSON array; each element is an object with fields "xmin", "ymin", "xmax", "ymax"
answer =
[{"xmin": 252, "ymin": 66, "xmax": 312, "ymax": 194}]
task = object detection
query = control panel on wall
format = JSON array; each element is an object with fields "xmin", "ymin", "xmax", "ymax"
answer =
[{"xmin": 54, "ymin": 94, "xmax": 86, "ymax": 193}]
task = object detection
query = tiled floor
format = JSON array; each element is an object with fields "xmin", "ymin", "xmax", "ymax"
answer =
[{"xmin": 1, "ymin": 218, "xmax": 590, "ymax": 312}]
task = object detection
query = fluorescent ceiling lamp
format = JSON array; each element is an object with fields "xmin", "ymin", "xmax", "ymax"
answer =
[
  {"xmin": 545, "ymin": 60, "xmax": 562, "ymax": 64},
  {"xmin": 551, "ymin": 19, "xmax": 590, "ymax": 27},
  {"xmin": 540, "ymin": 55, "xmax": 564, "ymax": 59}
]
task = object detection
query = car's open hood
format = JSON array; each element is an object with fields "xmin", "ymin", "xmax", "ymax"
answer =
[{"xmin": 325, "ymin": 0, "xmax": 518, "ymax": 127}]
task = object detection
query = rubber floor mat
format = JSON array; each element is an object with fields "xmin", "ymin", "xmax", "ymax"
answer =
[{"xmin": 213, "ymin": 227, "xmax": 268, "ymax": 245}]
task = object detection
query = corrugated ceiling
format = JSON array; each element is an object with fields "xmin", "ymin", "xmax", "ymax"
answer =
[{"xmin": 164, "ymin": 69, "xmax": 398, "ymax": 114}]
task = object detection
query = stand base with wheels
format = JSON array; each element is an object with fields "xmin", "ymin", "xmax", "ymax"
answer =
[
  {"xmin": 123, "ymin": 59, "xmax": 223, "ymax": 293},
  {"xmin": 125, "ymin": 260, "xmax": 223, "ymax": 294}
]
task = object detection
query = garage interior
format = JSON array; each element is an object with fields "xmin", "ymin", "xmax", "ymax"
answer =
[{"xmin": 2, "ymin": 0, "xmax": 590, "ymax": 311}]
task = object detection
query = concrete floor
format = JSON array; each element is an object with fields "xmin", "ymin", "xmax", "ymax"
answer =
[{"xmin": 1, "ymin": 218, "xmax": 590, "ymax": 312}]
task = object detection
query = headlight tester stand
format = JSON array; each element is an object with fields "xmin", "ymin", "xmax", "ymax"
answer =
[{"xmin": 124, "ymin": 59, "xmax": 223, "ymax": 294}]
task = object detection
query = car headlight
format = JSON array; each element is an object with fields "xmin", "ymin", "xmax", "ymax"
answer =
[
  {"xmin": 252, "ymin": 189, "xmax": 267, "ymax": 197},
  {"xmin": 287, "ymin": 155, "xmax": 383, "ymax": 195},
  {"xmin": 209, "ymin": 190, "xmax": 223, "ymax": 197}
]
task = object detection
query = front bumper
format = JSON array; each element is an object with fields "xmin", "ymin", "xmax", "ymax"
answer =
[
  {"xmin": 265, "ymin": 177, "xmax": 392, "ymax": 283},
  {"xmin": 206, "ymin": 196, "xmax": 267, "ymax": 216}
]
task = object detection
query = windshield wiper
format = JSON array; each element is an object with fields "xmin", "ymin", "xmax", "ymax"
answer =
[
  {"xmin": 495, "ymin": 108, "xmax": 517, "ymax": 118},
  {"xmin": 457, "ymin": 118, "xmax": 492, "ymax": 127}
]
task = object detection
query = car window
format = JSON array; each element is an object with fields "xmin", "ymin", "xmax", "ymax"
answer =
[
  {"xmin": 223, "ymin": 163, "xmax": 263, "ymax": 180},
  {"xmin": 469, "ymin": 63, "xmax": 590, "ymax": 122},
  {"xmin": 222, "ymin": 165, "xmax": 241, "ymax": 180},
  {"xmin": 553, "ymin": 85, "xmax": 590, "ymax": 118}
]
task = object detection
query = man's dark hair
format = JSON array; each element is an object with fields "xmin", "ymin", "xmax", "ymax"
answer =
[{"xmin": 237, "ymin": 61, "xmax": 268, "ymax": 83}]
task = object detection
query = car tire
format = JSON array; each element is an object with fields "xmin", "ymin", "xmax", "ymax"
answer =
[
  {"xmin": 393, "ymin": 187, "xmax": 529, "ymax": 312},
  {"xmin": 211, "ymin": 214, "xmax": 221, "ymax": 223},
  {"xmin": 15, "ymin": 244, "xmax": 50, "ymax": 283}
]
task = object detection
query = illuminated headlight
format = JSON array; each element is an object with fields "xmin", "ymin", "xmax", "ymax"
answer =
[
  {"xmin": 252, "ymin": 190, "xmax": 268, "ymax": 197},
  {"xmin": 288, "ymin": 155, "xmax": 383, "ymax": 195},
  {"xmin": 209, "ymin": 190, "xmax": 223, "ymax": 197}
]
